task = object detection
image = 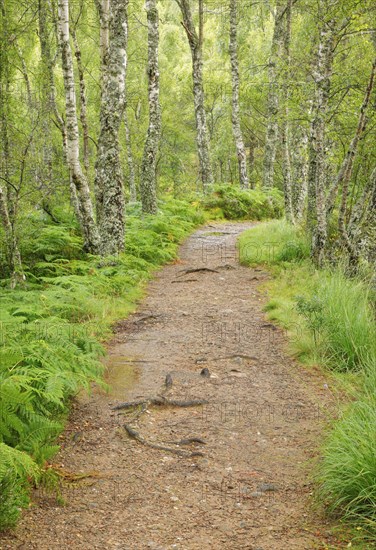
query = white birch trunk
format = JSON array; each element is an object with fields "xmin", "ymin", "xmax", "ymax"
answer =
[
  {"xmin": 140, "ymin": 0, "xmax": 160, "ymax": 215},
  {"xmin": 307, "ymin": 19, "xmax": 334, "ymax": 266},
  {"xmin": 177, "ymin": 0, "xmax": 214, "ymax": 191},
  {"xmin": 0, "ymin": 184, "xmax": 25, "ymax": 288},
  {"xmin": 71, "ymin": 27, "xmax": 90, "ymax": 175},
  {"xmin": 229, "ymin": 0, "xmax": 249, "ymax": 189},
  {"xmin": 292, "ymin": 129, "xmax": 309, "ymax": 222},
  {"xmin": 58, "ymin": 0, "xmax": 100, "ymax": 253},
  {"xmin": 125, "ymin": 106, "xmax": 137, "ymax": 202},
  {"xmin": 262, "ymin": 2, "xmax": 284, "ymax": 190},
  {"xmin": 95, "ymin": 0, "xmax": 128, "ymax": 255},
  {"xmin": 281, "ymin": 0, "xmax": 294, "ymax": 223}
]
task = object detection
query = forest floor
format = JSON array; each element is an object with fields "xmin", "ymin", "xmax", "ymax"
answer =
[{"xmin": 0, "ymin": 222, "xmax": 344, "ymax": 549}]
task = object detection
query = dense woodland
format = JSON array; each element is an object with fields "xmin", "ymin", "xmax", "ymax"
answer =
[
  {"xmin": 1, "ymin": 0, "xmax": 376, "ymax": 275},
  {"xmin": 0, "ymin": 0, "xmax": 376, "ymax": 543}
]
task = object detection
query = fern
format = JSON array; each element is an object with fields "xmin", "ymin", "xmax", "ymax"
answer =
[
  {"xmin": 0, "ymin": 200, "xmax": 203, "ymax": 530},
  {"xmin": 0, "ymin": 443, "xmax": 39, "ymax": 530}
]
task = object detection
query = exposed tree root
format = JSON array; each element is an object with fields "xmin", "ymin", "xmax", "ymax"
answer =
[
  {"xmin": 111, "ymin": 396, "xmax": 208, "ymax": 411},
  {"xmin": 177, "ymin": 267, "xmax": 219, "ymax": 277},
  {"xmin": 166, "ymin": 437, "xmax": 206, "ymax": 446},
  {"xmin": 123, "ymin": 425, "xmax": 204, "ymax": 458},
  {"xmin": 171, "ymin": 278, "xmax": 198, "ymax": 283}
]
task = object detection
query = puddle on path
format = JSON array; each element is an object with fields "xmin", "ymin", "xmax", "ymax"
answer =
[{"xmin": 103, "ymin": 354, "xmax": 141, "ymax": 399}]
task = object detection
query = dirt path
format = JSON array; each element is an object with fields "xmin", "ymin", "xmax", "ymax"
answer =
[{"xmin": 1, "ymin": 222, "xmax": 339, "ymax": 550}]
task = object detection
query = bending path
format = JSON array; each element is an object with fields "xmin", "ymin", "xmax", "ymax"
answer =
[{"xmin": 1, "ymin": 223, "xmax": 338, "ymax": 549}]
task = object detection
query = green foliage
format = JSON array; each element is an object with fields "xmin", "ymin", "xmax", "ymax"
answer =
[
  {"xmin": 0, "ymin": 444, "xmax": 39, "ymax": 530},
  {"xmin": 0, "ymin": 199, "xmax": 203, "ymax": 531},
  {"xmin": 201, "ymin": 185, "xmax": 284, "ymax": 221},
  {"xmin": 296, "ymin": 295, "xmax": 325, "ymax": 347},
  {"xmin": 238, "ymin": 219, "xmax": 310, "ymax": 266},
  {"xmin": 241, "ymin": 220, "xmax": 376, "ymax": 538},
  {"xmin": 316, "ymin": 392, "xmax": 376, "ymax": 540},
  {"xmin": 312, "ymin": 272, "xmax": 376, "ymax": 372}
]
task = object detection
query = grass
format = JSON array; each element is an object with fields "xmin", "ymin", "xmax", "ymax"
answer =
[
  {"xmin": 316, "ymin": 391, "xmax": 376, "ymax": 542},
  {"xmin": 239, "ymin": 219, "xmax": 376, "ymax": 542},
  {"xmin": 238, "ymin": 219, "xmax": 310, "ymax": 267}
]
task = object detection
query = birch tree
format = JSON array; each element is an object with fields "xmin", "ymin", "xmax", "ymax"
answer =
[
  {"xmin": 336, "ymin": 58, "xmax": 376, "ymax": 259},
  {"xmin": 176, "ymin": 0, "xmax": 214, "ymax": 190},
  {"xmin": 0, "ymin": 185, "xmax": 24, "ymax": 288},
  {"xmin": 58, "ymin": 0, "xmax": 100, "ymax": 253},
  {"xmin": 262, "ymin": 1, "xmax": 285, "ymax": 190},
  {"xmin": 125, "ymin": 105, "xmax": 137, "ymax": 203},
  {"xmin": 140, "ymin": 0, "xmax": 160, "ymax": 215},
  {"xmin": 307, "ymin": 16, "xmax": 335, "ymax": 266},
  {"xmin": 95, "ymin": 0, "xmax": 128, "ymax": 255},
  {"xmin": 71, "ymin": 19, "xmax": 90, "ymax": 175},
  {"xmin": 229, "ymin": 0, "xmax": 248, "ymax": 189},
  {"xmin": 292, "ymin": 128, "xmax": 309, "ymax": 222},
  {"xmin": 281, "ymin": 0, "xmax": 294, "ymax": 222},
  {"xmin": 0, "ymin": 3, "xmax": 24, "ymax": 288}
]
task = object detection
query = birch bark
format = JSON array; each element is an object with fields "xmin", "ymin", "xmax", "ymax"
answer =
[
  {"xmin": 229, "ymin": 0, "xmax": 249, "ymax": 189},
  {"xmin": 177, "ymin": 0, "xmax": 214, "ymax": 190},
  {"xmin": 95, "ymin": 0, "xmax": 128, "ymax": 255},
  {"xmin": 58, "ymin": 0, "xmax": 100, "ymax": 253},
  {"xmin": 71, "ymin": 26, "xmax": 90, "ymax": 175},
  {"xmin": 140, "ymin": 0, "xmax": 160, "ymax": 215},
  {"xmin": 262, "ymin": 1, "xmax": 284, "ymax": 190},
  {"xmin": 0, "ymin": 184, "xmax": 25, "ymax": 288},
  {"xmin": 125, "ymin": 106, "xmax": 137, "ymax": 202},
  {"xmin": 307, "ymin": 19, "xmax": 334, "ymax": 266},
  {"xmin": 281, "ymin": 0, "xmax": 294, "ymax": 222}
]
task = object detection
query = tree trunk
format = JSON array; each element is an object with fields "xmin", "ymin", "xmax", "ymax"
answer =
[
  {"xmin": 95, "ymin": 0, "xmax": 128, "ymax": 255},
  {"xmin": 281, "ymin": 0, "xmax": 294, "ymax": 223},
  {"xmin": 248, "ymin": 139, "xmax": 256, "ymax": 188},
  {"xmin": 71, "ymin": 27, "xmax": 90, "ymax": 175},
  {"xmin": 331, "ymin": 58, "xmax": 376, "ymax": 258},
  {"xmin": 97, "ymin": 0, "xmax": 110, "ymax": 77},
  {"xmin": 307, "ymin": 19, "xmax": 335, "ymax": 266},
  {"xmin": 292, "ymin": 129, "xmax": 309, "ymax": 222},
  {"xmin": 177, "ymin": 0, "xmax": 214, "ymax": 191},
  {"xmin": 229, "ymin": 0, "xmax": 249, "ymax": 189},
  {"xmin": 140, "ymin": 0, "xmax": 160, "ymax": 215},
  {"xmin": 0, "ymin": 184, "xmax": 25, "ymax": 288},
  {"xmin": 348, "ymin": 166, "xmax": 376, "ymax": 250},
  {"xmin": 262, "ymin": 1, "xmax": 284, "ymax": 190},
  {"xmin": 125, "ymin": 106, "xmax": 137, "ymax": 202},
  {"xmin": 58, "ymin": 0, "xmax": 100, "ymax": 253},
  {"xmin": 45, "ymin": 0, "xmax": 83, "ymax": 222},
  {"xmin": 0, "ymin": 1, "xmax": 24, "ymax": 288}
]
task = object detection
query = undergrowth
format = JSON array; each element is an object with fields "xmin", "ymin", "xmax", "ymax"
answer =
[
  {"xmin": 200, "ymin": 184, "xmax": 284, "ymax": 220},
  {"xmin": 0, "ymin": 198, "xmax": 205, "ymax": 530},
  {"xmin": 239, "ymin": 219, "xmax": 376, "ymax": 543}
]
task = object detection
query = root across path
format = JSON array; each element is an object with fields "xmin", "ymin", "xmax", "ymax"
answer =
[{"xmin": 0, "ymin": 222, "xmax": 339, "ymax": 549}]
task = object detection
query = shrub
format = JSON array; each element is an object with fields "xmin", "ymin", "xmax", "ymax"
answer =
[{"xmin": 201, "ymin": 185, "xmax": 284, "ymax": 220}]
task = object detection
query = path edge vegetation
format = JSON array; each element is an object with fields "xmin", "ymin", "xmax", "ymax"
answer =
[
  {"xmin": 0, "ymin": 188, "xmax": 282, "ymax": 532},
  {"xmin": 239, "ymin": 220, "xmax": 376, "ymax": 548},
  {"xmin": 0, "ymin": 198, "xmax": 203, "ymax": 530}
]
